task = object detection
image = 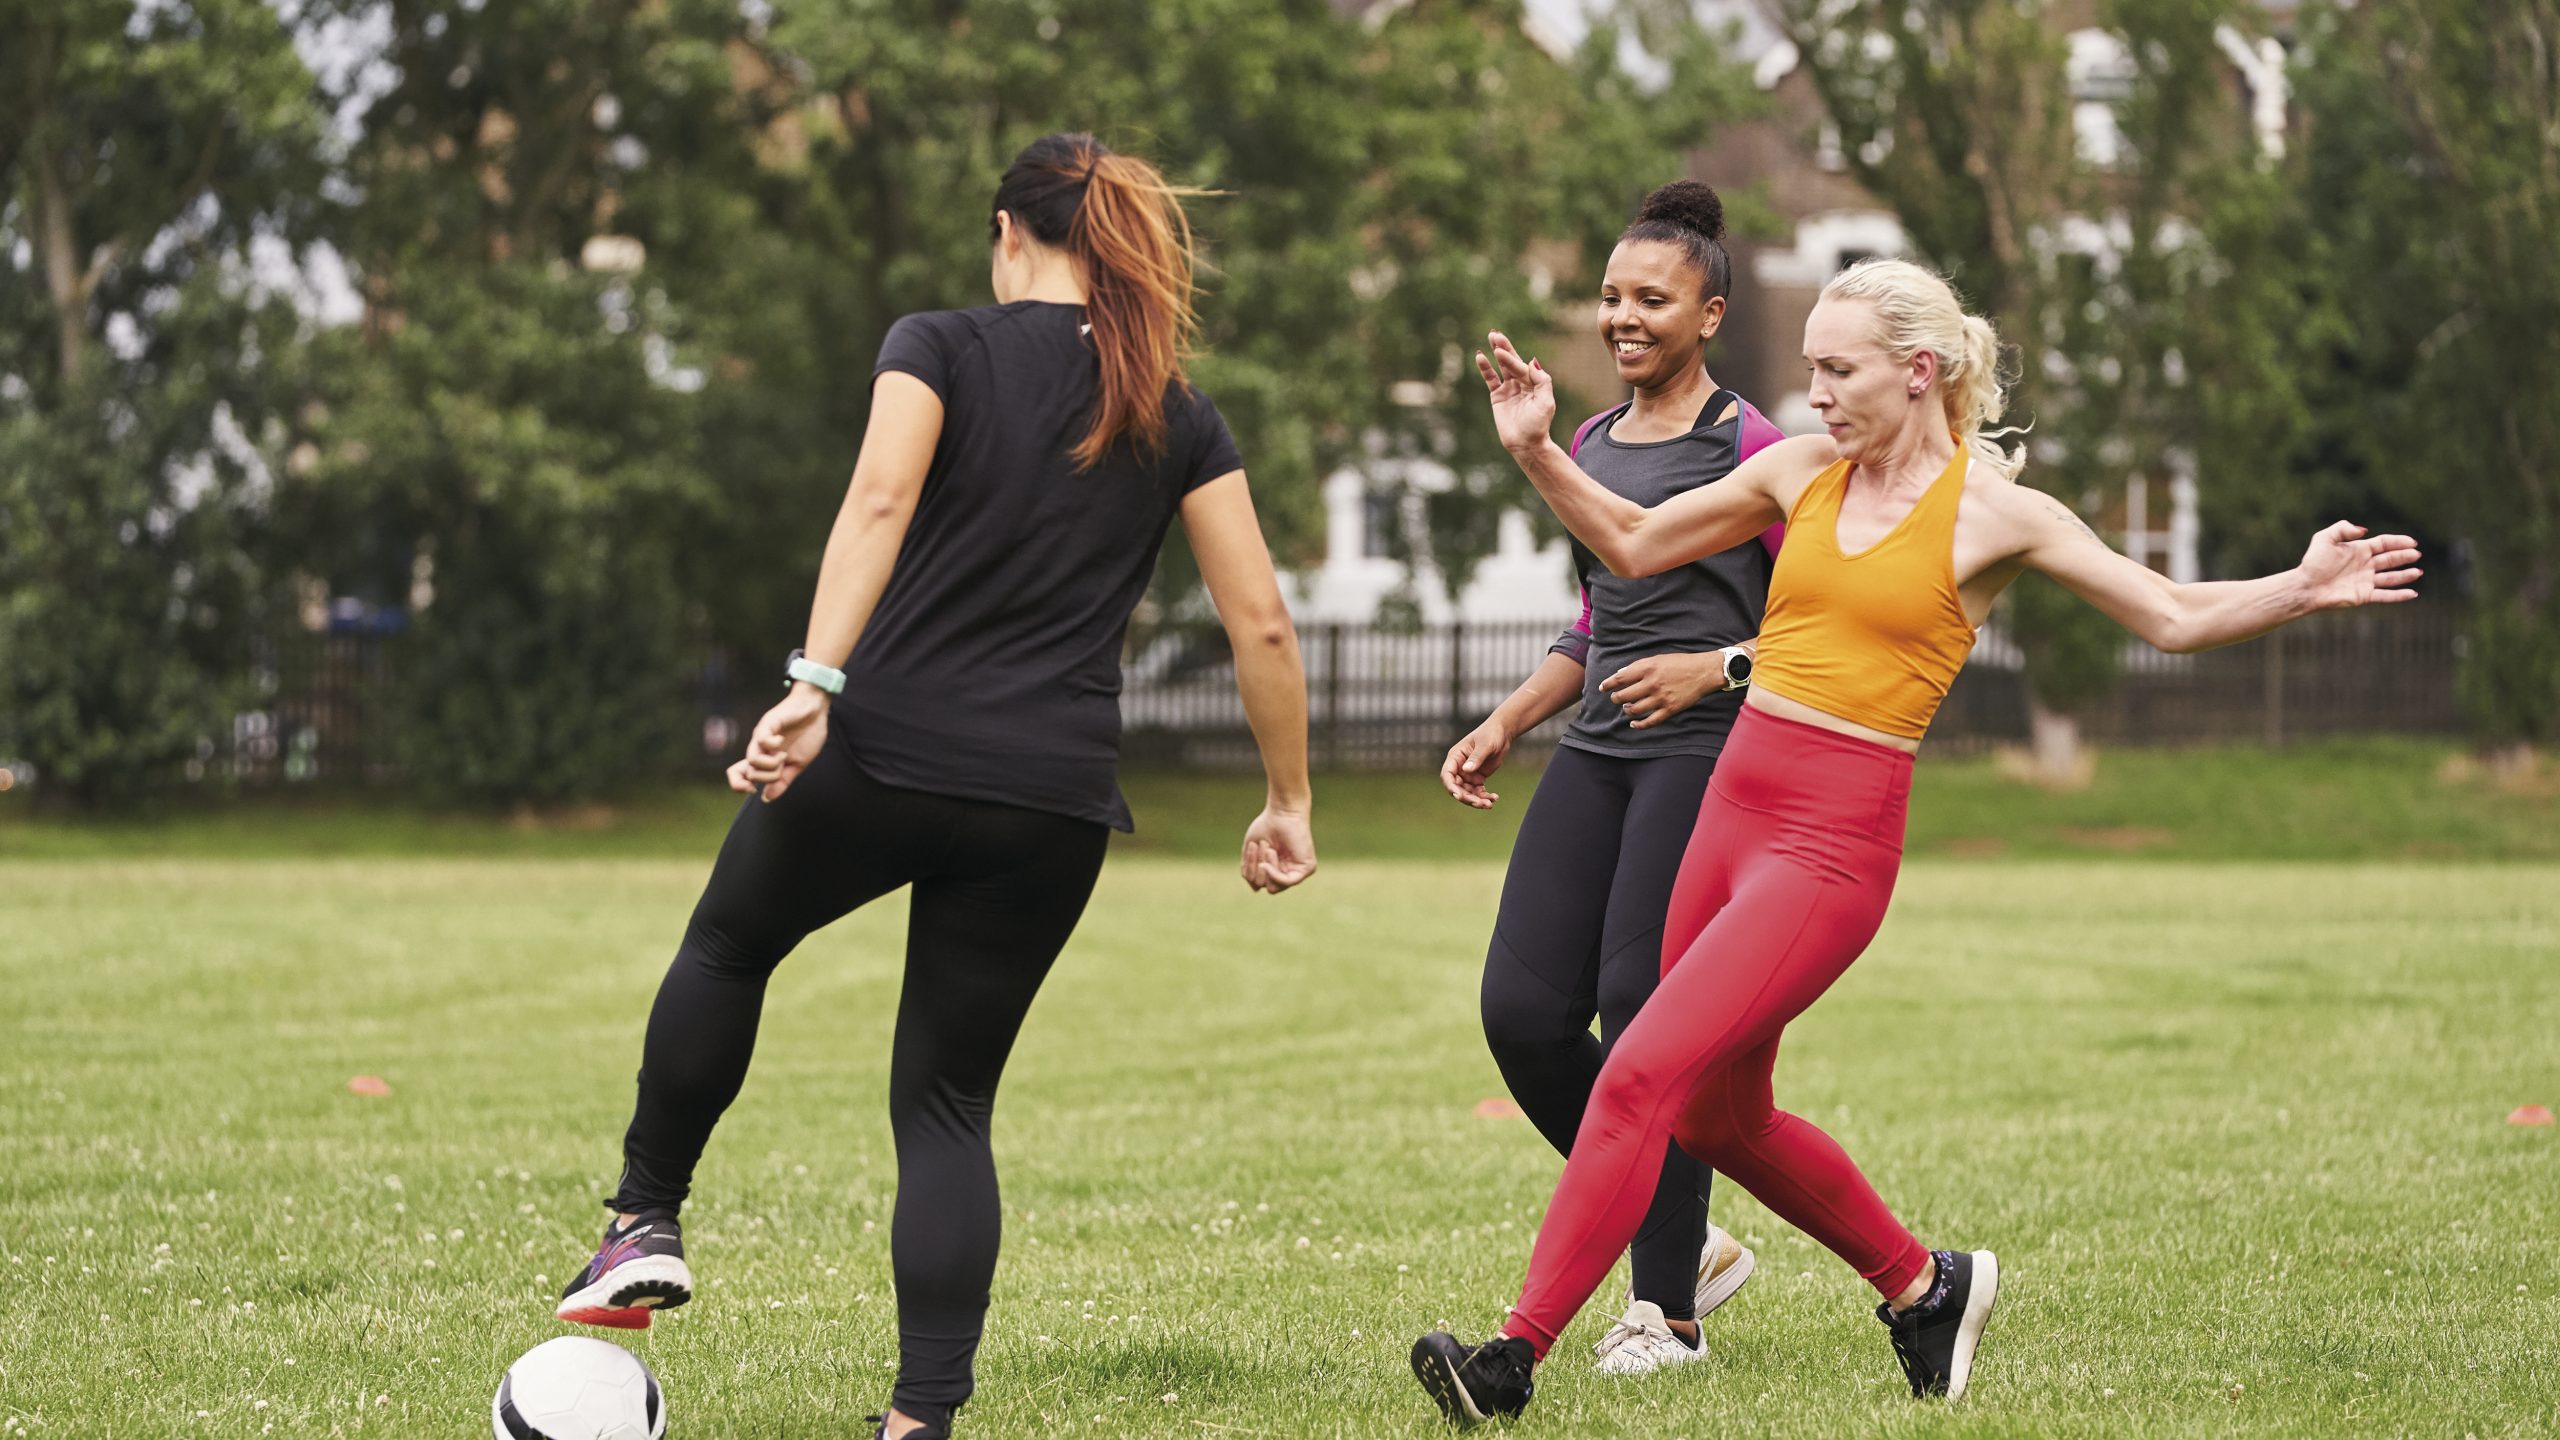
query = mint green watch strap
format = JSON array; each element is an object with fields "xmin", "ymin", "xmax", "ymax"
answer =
[{"xmin": 785, "ymin": 653, "xmax": 845, "ymax": 695}]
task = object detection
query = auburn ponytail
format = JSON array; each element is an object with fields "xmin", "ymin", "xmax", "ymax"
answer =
[{"xmin": 990, "ymin": 135, "xmax": 1207, "ymax": 469}]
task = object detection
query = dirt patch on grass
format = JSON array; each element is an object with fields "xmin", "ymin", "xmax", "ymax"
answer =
[
  {"xmin": 2055, "ymin": 825, "xmax": 2176, "ymax": 852},
  {"xmin": 507, "ymin": 803, "xmax": 623, "ymax": 832}
]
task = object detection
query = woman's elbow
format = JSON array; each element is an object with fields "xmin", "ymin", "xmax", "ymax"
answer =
[
  {"xmin": 844, "ymin": 481, "xmax": 918, "ymax": 526},
  {"xmin": 1599, "ymin": 540, "xmax": 1667, "ymax": 579},
  {"xmin": 2146, "ymin": 608, "xmax": 2201, "ymax": 654},
  {"xmin": 1251, "ymin": 616, "xmax": 1300, "ymax": 655},
  {"xmin": 1231, "ymin": 607, "xmax": 1298, "ymax": 656}
]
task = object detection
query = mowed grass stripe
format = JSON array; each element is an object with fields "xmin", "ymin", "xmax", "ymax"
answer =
[{"xmin": 3, "ymin": 860, "xmax": 2555, "ymax": 1437}]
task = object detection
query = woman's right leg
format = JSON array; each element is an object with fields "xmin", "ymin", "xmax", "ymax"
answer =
[
  {"xmin": 1481, "ymin": 747, "xmax": 1728, "ymax": 1348},
  {"xmin": 1478, "ymin": 746, "xmax": 1624, "ymax": 1157},
  {"xmin": 1592, "ymin": 752, "xmax": 1721, "ymax": 1327},
  {"xmin": 609, "ymin": 734, "xmax": 917, "ymax": 1215}
]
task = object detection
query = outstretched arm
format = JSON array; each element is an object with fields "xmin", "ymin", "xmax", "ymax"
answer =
[
  {"xmin": 2016, "ymin": 492, "xmax": 2422, "ymax": 653},
  {"xmin": 1476, "ymin": 331, "xmax": 1801, "ymax": 577}
]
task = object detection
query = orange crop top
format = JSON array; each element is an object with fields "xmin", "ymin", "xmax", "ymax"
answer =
[{"xmin": 1750, "ymin": 448, "xmax": 1976, "ymax": 739}]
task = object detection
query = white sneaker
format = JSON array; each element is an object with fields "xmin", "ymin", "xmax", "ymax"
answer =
[
  {"xmin": 1592, "ymin": 1299, "xmax": 1709, "ymax": 1375},
  {"xmin": 1692, "ymin": 1222, "xmax": 1756, "ymax": 1319},
  {"xmin": 1615, "ymin": 1223, "xmax": 1758, "ymax": 1316}
]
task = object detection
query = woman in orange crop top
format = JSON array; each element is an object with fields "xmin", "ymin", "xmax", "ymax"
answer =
[{"xmin": 1408, "ymin": 259, "xmax": 2421, "ymax": 1425}]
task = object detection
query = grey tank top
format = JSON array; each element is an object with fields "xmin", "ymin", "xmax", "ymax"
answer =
[{"xmin": 1558, "ymin": 398, "xmax": 1773, "ymax": 759}]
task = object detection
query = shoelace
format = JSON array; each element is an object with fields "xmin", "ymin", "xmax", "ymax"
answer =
[
  {"xmin": 1882, "ymin": 1313, "xmax": 1931, "ymax": 1392},
  {"xmin": 1480, "ymin": 1341, "xmax": 1535, "ymax": 1390},
  {"xmin": 1593, "ymin": 1314, "xmax": 1675, "ymax": 1358}
]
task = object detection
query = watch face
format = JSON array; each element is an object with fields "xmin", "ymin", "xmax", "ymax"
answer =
[{"xmin": 1728, "ymin": 652, "xmax": 1753, "ymax": 683}]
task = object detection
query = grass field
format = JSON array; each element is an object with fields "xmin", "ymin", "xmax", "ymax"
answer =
[
  {"xmin": 5, "ymin": 738, "xmax": 2555, "ymax": 864},
  {"xmin": 5, "ymin": 823, "xmax": 2557, "ymax": 1435}
]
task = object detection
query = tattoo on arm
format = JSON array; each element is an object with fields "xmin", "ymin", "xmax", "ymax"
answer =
[{"xmin": 2040, "ymin": 494, "xmax": 2104, "ymax": 545}]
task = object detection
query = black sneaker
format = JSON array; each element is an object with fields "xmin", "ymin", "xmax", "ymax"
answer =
[
  {"xmin": 1876, "ymin": 1249, "xmax": 2000, "ymax": 1400},
  {"xmin": 1410, "ymin": 1331, "xmax": 1534, "ymax": 1427},
  {"xmin": 866, "ymin": 1414, "xmax": 948, "ymax": 1440},
  {"xmin": 556, "ymin": 1208, "xmax": 693, "ymax": 1329}
]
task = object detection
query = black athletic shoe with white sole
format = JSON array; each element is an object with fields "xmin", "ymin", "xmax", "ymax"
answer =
[
  {"xmin": 1410, "ymin": 1331, "xmax": 1534, "ymax": 1427},
  {"xmin": 867, "ymin": 1414, "xmax": 949, "ymax": 1440},
  {"xmin": 1876, "ymin": 1248, "xmax": 2000, "ymax": 1400},
  {"xmin": 556, "ymin": 1208, "xmax": 693, "ymax": 1329}
]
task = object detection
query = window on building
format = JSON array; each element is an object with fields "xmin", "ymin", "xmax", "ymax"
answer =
[
  {"xmin": 2068, "ymin": 28, "xmax": 2135, "ymax": 170},
  {"xmin": 1363, "ymin": 488, "xmax": 1403, "ymax": 559}
]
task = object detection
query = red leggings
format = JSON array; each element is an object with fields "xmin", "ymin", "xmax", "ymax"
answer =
[{"xmin": 1504, "ymin": 706, "xmax": 1931, "ymax": 1357}]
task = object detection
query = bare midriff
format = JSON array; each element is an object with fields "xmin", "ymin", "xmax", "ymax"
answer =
[{"xmin": 1743, "ymin": 686, "xmax": 1922, "ymax": 754}]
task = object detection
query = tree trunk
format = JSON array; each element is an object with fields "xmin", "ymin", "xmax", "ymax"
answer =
[
  {"xmin": 34, "ymin": 147, "xmax": 85, "ymax": 379},
  {"xmin": 2022, "ymin": 697, "xmax": 2096, "ymax": 791}
]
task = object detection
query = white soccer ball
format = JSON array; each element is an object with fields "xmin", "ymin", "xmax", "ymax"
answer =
[{"xmin": 492, "ymin": 1336, "xmax": 667, "ymax": 1440}]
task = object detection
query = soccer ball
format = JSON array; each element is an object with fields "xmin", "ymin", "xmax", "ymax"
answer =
[{"xmin": 492, "ymin": 1336, "xmax": 667, "ymax": 1440}]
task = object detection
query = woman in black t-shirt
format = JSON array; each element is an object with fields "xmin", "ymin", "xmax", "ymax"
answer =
[{"xmin": 547, "ymin": 135, "xmax": 1317, "ymax": 1440}]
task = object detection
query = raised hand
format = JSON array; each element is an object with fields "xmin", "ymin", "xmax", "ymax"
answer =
[
  {"xmin": 1474, "ymin": 330, "xmax": 1557, "ymax": 455},
  {"xmin": 2299, "ymin": 522, "xmax": 2422, "ymax": 610}
]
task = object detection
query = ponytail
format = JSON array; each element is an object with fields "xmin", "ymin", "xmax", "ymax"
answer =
[
  {"xmin": 1946, "ymin": 313, "xmax": 2024, "ymax": 482},
  {"xmin": 1819, "ymin": 259, "xmax": 2027, "ymax": 481},
  {"xmin": 991, "ymin": 134, "xmax": 1207, "ymax": 469}
]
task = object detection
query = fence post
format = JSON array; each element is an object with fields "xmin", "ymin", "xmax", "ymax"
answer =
[
  {"xmin": 2262, "ymin": 623, "xmax": 2287, "ymax": 747},
  {"xmin": 1447, "ymin": 621, "xmax": 1468, "ymax": 735},
  {"xmin": 1323, "ymin": 623, "xmax": 1344, "ymax": 770}
]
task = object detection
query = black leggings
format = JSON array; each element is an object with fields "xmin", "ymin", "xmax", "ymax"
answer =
[
  {"xmin": 609, "ymin": 727, "xmax": 1109, "ymax": 1428},
  {"xmin": 1480, "ymin": 744, "xmax": 1718, "ymax": 1321}
]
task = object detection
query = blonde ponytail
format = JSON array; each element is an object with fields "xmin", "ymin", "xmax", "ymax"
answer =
[{"xmin": 1820, "ymin": 259, "xmax": 2027, "ymax": 481}]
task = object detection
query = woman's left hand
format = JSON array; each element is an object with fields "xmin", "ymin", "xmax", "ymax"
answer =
[
  {"xmin": 729, "ymin": 686, "xmax": 831, "ymax": 800},
  {"xmin": 1602, "ymin": 653, "xmax": 1724, "ymax": 729},
  {"xmin": 2298, "ymin": 521, "xmax": 2421, "ymax": 609}
]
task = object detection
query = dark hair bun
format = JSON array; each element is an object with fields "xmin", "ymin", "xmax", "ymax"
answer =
[{"xmin": 1637, "ymin": 181, "xmax": 1726, "ymax": 243}]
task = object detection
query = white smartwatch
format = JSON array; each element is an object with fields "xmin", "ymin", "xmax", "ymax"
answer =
[
  {"xmin": 1718, "ymin": 645, "xmax": 1753, "ymax": 692},
  {"xmin": 784, "ymin": 648, "xmax": 845, "ymax": 696}
]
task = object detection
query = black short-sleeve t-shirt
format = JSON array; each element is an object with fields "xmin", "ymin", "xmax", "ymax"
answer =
[{"xmin": 842, "ymin": 301, "xmax": 1241, "ymax": 832}]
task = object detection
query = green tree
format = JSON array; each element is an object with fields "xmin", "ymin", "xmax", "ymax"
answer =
[
  {"xmin": 1758, "ymin": 0, "xmax": 2282, "ymax": 778},
  {"xmin": 2288, "ymin": 0, "xmax": 2560, "ymax": 754},
  {"xmin": 0, "ymin": 0, "xmax": 328, "ymax": 806},
  {"xmin": 272, "ymin": 0, "xmax": 749, "ymax": 803},
  {"xmin": 270, "ymin": 1, "xmax": 1749, "ymax": 804},
  {"xmin": 668, "ymin": 0, "xmax": 1748, "ymax": 636}
]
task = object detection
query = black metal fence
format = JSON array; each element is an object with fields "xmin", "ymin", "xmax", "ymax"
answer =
[
  {"xmin": 190, "ymin": 603, "xmax": 2465, "ymax": 788},
  {"xmin": 1120, "ymin": 603, "xmax": 2468, "ymax": 769}
]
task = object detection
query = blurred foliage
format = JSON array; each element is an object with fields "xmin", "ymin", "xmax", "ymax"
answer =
[
  {"xmin": 4, "ymin": 0, "xmax": 2553, "ymax": 806},
  {"xmin": 291, "ymin": 0, "xmax": 1746, "ymax": 802},
  {"xmin": 0, "ymin": 0, "xmax": 328, "ymax": 805},
  {"xmin": 1762, "ymin": 0, "xmax": 2277, "ymax": 720},
  {"xmin": 2282, "ymin": 0, "xmax": 2560, "ymax": 747},
  {"xmin": 267, "ymin": 0, "xmax": 744, "ymax": 803}
]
